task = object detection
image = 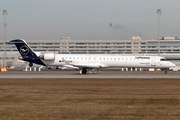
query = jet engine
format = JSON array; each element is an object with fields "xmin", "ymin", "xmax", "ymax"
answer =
[{"xmin": 39, "ymin": 53, "xmax": 55, "ymax": 60}]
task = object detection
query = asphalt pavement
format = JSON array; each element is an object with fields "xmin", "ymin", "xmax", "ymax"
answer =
[{"xmin": 0, "ymin": 72, "xmax": 179, "ymax": 78}]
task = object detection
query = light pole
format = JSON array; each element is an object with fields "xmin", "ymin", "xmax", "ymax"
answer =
[
  {"xmin": 109, "ymin": 23, "xmax": 112, "ymax": 54},
  {"xmin": 3, "ymin": 9, "xmax": 7, "ymax": 68},
  {"xmin": 157, "ymin": 8, "xmax": 161, "ymax": 56}
]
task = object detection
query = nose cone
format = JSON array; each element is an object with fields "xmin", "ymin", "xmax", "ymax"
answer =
[{"xmin": 169, "ymin": 62, "xmax": 176, "ymax": 67}]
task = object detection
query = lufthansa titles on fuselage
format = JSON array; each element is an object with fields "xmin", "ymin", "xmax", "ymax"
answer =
[{"xmin": 135, "ymin": 56, "xmax": 150, "ymax": 59}]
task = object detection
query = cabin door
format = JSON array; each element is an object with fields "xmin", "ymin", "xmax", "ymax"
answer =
[{"xmin": 151, "ymin": 58, "xmax": 156, "ymax": 66}]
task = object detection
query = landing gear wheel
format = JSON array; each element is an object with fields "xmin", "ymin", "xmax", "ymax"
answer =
[
  {"xmin": 164, "ymin": 71, "xmax": 167, "ymax": 74},
  {"xmin": 29, "ymin": 62, "xmax": 33, "ymax": 67},
  {"xmin": 82, "ymin": 69, "xmax": 87, "ymax": 74}
]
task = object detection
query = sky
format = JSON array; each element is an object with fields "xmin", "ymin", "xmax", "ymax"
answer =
[{"xmin": 0, "ymin": 0, "xmax": 180, "ymax": 40}]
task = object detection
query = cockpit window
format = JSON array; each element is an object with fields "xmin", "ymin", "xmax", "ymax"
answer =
[{"xmin": 160, "ymin": 59, "xmax": 167, "ymax": 61}]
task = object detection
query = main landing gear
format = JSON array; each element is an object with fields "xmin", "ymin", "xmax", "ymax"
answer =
[{"xmin": 80, "ymin": 69, "xmax": 87, "ymax": 74}]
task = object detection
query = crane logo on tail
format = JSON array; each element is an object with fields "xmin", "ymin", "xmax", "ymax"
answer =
[{"xmin": 20, "ymin": 46, "xmax": 29, "ymax": 55}]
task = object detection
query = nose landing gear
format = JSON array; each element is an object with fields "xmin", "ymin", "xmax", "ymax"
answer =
[{"xmin": 163, "ymin": 68, "xmax": 168, "ymax": 74}]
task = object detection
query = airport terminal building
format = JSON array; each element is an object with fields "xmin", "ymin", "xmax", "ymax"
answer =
[{"xmin": 1, "ymin": 36, "xmax": 180, "ymax": 68}]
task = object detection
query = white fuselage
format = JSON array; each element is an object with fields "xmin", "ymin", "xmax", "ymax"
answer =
[{"xmin": 40, "ymin": 54, "xmax": 175, "ymax": 69}]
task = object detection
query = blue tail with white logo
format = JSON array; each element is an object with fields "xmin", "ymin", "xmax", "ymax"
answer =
[{"xmin": 8, "ymin": 39, "xmax": 45, "ymax": 65}]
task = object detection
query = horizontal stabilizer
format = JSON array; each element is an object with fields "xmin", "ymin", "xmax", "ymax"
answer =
[{"xmin": 7, "ymin": 39, "xmax": 25, "ymax": 44}]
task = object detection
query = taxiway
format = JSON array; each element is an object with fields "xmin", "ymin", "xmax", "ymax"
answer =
[{"xmin": 0, "ymin": 71, "xmax": 180, "ymax": 78}]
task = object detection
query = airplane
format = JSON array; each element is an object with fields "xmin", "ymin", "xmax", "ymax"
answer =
[{"xmin": 8, "ymin": 39, "xmax": 176, "ymax": 74}]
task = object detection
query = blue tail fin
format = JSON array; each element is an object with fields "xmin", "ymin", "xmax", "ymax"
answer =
[{"xmin": 8, "ymin": 39, "xmax": 45, "ymax": 65}]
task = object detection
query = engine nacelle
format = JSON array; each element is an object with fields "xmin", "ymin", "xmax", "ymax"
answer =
[{"xmin": 39, "ymin": 53, "xmax": 55, "ymax": 60}]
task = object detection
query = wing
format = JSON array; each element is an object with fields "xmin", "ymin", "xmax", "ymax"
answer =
[
  {"xmin": 72, "ymin": 64, "xmax": 101, "ymax": 69},
  {"xmin": 63, "ymin": 64, "xmax": 101, "ymax": 69},
  {"xmin": 62, "ymin": 58, "xmax": 101, "ymax": 69}
]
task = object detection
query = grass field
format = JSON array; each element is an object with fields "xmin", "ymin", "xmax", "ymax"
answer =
[{"xmin": 0, "ymin": 78, "xmax": 180, "ymax": 120}]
